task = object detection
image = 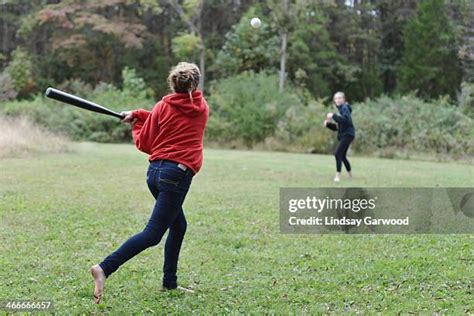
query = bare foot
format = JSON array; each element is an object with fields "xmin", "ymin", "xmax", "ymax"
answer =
[
  {"xmin": 348, "ymin": 171, "xmax": 353, "ymax": 178},
  {"xmin": 90, "ymin": 264, "xmax": 106, "ymax": 304},
  {"xmin": 177, "ymin": 286, "xmax": 195, "ymax": 294}
]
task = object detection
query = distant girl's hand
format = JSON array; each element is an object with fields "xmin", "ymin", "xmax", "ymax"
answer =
[{"xmin": 326, "ymin": 112, "xmax": 333, "ymax": 120}]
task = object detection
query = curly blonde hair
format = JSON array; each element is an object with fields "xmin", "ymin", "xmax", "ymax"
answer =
[{"xmin": 167, "ymin": 62, "xmax": 201, "ymax": 99}]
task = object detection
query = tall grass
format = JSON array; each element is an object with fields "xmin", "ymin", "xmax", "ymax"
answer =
[{"xmin": 0, "ymin": 115, "xmax": 70, "ymax": 158}]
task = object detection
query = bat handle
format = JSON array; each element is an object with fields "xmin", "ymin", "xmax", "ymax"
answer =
[{"xmin": 115, "ymin": 112, "xmax": 126, "ymax": 120}]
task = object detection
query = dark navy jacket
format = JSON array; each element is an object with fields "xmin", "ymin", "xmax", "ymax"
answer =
[{"xmin": 332, "ymin": 103, "xmax": 355, "ymax": 140}]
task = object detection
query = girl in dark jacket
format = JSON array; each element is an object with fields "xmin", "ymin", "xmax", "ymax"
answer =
[{"xmin": 324, "ymin": 91, "xmax": 355, "ymax": 182}]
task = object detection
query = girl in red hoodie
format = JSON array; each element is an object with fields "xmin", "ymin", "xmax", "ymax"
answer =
[{"xmin": 90, "ymin": 62, "xmax": 208, "ymax": 303}]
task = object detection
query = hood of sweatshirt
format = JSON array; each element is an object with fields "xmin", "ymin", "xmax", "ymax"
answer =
[
  {"xmin": 338, "ymin": 103, "xmax": 352, "ymax": 113},
  {"xmin": 162, "ymin": 90, "xmax": 206, "ymax": 117}
]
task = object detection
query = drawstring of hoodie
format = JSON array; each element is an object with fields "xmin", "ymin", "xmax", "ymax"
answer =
[{"xmin": 188, "ymin": 89, "xmax": 193, "ymax": 103}]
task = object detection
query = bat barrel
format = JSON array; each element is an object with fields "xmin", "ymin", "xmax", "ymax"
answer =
[{"xmin": 45, "ymin": 87, "xmax": 125, "ymax": 119}]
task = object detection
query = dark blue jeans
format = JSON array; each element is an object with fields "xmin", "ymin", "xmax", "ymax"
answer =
[
  {"xmin": 99, "ymin": 160, "xmax": 194, "ymax": 289},
  {"xmin": 335, "ymin": 135, "xmax": 354, "ymax": 172}
]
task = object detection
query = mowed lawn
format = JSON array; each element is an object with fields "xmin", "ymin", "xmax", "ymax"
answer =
[{"xmin": 0, "ymin": 142, "xmax": 472, "ymax": 314}]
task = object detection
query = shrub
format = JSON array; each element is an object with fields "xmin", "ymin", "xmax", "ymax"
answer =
[
  {"xmin": 353, "ymin": 94, "xmax": 473, "ymax": 158},
  {"xmin": 5, "ymin": 47, "xmax": 36, "ymax": 96},
  {"xmin": 0, "ymin": 76, "xmax": 153, "ymax": 143},
  {"xmin": 0, "ymin": 72, "xmax": 18, "ymax": 101},
  {"xmin": 57, "ymin": 79, "xmax": 93, "ymax": 96},
  {"xmin": 122, "ymin": 67, "xmax": 147, "ymax": 99},
  {"xmin": 459, "ymin": 82, "xmax": 474, "ymax": 119},
  {"xmin": 207, "ymin": 71, "xmax": 304, "ymax": 147},
  {"xmin": 270, "ymin": 100, "xmax": 336, "ymax": 153}
]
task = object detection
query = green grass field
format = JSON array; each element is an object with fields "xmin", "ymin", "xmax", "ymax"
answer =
[{"xmin": 0, "ymin": 142, "xmax": 473, "ymax": 314}]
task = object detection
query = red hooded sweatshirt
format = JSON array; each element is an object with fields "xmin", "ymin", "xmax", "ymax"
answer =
[{"xmin": 131, "ymin": 90, "xmax": 209, "ymax": 174}]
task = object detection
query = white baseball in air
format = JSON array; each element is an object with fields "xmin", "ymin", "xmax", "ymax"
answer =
[{"xmin": 250, "ymin": 17, "xmax": 261, "ymax": 28}]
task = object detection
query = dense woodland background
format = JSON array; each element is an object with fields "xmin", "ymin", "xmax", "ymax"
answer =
[{"xmin": 0, "ymin": 0, "xmax": 473, "ymax": 159}]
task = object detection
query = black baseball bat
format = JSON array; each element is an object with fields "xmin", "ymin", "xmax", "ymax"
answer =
[{"xmin": 45, "ymin": 87, "xmax": 125, "ymax": 119}]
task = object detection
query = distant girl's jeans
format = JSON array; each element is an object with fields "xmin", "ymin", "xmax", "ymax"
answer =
[
  {"xmin": 335, "ymin": 135, "xmax": 354, "ymax": 172},
  {"xmin": 99, "ymin": 160, "xmax": 194, "ymax": 289}
]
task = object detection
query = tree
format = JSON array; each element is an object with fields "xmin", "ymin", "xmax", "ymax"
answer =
[
  {"xmin": 19, "ymin": 0, "xmax": 157, "ymax": 86},
  {"xmin": 399, "ymin": 0, "xmax": 462, "ymax": 99},
  {"xmin": 455, "ymin": 0, "xmax": 473, "ymax": 83},
  {"xmin": 325, "ymin": 0, "xmax": 383, "ymax": 101},
  {"xmin": 284, "ymin": 1, "xmax": 341, "ymax": 98},
  {"xmin": 166, "ymin": 0, "xmax": 206, "ymax": 91},
  {"xmin": 269, "ymin": 0, "xmax": 325, "ymax": 93},
  {"xmin": 212, "ymin": 5, "xmax": 280, "ymax": 78},
  {"xmin": 378, "ymin": 0, "xmax": 416, "ymax": 94}
]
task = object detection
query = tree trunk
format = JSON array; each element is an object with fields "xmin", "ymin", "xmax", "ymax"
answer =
[
  {"xmin": 462, "ymin": 3, "xmax": 474, "ymax": 82},
  {"xmin": 197, "ymin": 2, "xmax": 205, "ymax": 92},
  {"xmin": 199, "ymin": 36, "xmax": 205, "ymax": 91},
  {"xmin": 279, "ymin": 32, "xmax": 287, "ymax": 93},
  {"xmin": 167, "ymin": 0, "xmax": 206, "ymax": 91},
  {"xmin": 279, "ymin": 0, "xmax": 289, "ymax": 93},
  {"xmin": 2, "ymin": 0, "xmax": 8, "ymax": 56}
]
